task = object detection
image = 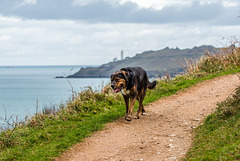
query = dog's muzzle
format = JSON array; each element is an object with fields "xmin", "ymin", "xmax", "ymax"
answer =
[{"xmin": 111, "ymin": 84, "xmax": 122, "ymax": 93}]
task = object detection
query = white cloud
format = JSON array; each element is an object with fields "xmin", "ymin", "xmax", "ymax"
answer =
[
  {"xmin": 11, "ymin": 0, "xmax": 37, "ymax": 11},
  {"xmin": 0, "ymin": 14, "xmax": 239, "ymax": 66},
  {"xmin": 0, "ymin": 0, "xmax": 239, "ymax": 66},
  {"xmin": 123, "ymin": 0, "xmax": 240, "ymax": 10},
  {"xmin": 1, "ymin": 0, "xmax": 238, "ymax": 25},
  {"xmin": 222, "ymin": 1, "xmax": 239, "ymax": 7},
  {"xmin": 0, "ymin": 35, "xmax": 12, "ymax": 41},
  {"xmin": 24, "ymin": 0, "xmax": 37, "ymax": 4},
  {"xmin": 127, "ymin": 0, "xmax": 191, "ymax": 9},
  {"xmin": 72, "ymin": 0, "xmax": 123, "ymax": 6},
  {"xmin": 72, "ymin": 0, "xmax": 97, "ymax": 6}
]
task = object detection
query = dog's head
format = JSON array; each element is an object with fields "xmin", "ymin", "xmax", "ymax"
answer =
[{"xmin": 110, "ymin": 70, "xmax": 129, "ymax": 93}]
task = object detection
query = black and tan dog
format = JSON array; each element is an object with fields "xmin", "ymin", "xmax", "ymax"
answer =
[{"xmin": 111, "ymin": 67, "xmax": 157, "ymax": 121}]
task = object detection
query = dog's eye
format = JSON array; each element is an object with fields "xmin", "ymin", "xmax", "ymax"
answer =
[{"xmin": 116, "ymin": 79, "xmax": 119, "ymax": 82}]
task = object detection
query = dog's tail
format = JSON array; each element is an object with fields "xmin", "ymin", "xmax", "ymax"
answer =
[{"xmin": 148, "ymin": 80, "xmax": 157, "ymax": 89}]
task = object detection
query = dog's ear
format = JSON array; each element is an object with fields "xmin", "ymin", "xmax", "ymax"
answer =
[
  {"xmin": 124, "ymin": 71, "xmax": 134, "ymax": 90},
  {"xmin": 110, "ymin": 73, "xmax": 116, "ymax": 80},
  {"xmin": 110, "ymin": 74, "xmax": 113, "ymax": 79},
  {"xmin": 120, "ymin": 68, "xmax": 135, "ymax": 90},
  {"xmin": 121, "ymin": 71, "xmax": 129, "ymax": 81}
]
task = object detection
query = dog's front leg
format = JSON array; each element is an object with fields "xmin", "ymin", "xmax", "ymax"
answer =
[
  {"xmin": 125, "ymin": 95, "xmax": 136, "ymax": 121},
  {"xmin": 123, "ymin": 95, "xmax": 129, "ymax": 116}
]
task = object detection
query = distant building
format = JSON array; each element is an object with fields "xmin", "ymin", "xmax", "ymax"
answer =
[
  {"xmin": 125, "ymin": 56, "xmax": 130, "ymax": 60},
  {"xmin": 121, "ymin": 50, "xmax": 124, "ymax": 60}
]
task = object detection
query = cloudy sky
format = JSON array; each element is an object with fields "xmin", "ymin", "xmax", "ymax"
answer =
[{"xmin": 0, "ymin": 0, "xmax": 239, "ymax": 66}]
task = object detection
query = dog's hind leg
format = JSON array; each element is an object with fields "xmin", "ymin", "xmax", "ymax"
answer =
[
  {"xmin": 136, "ymin": 88, "xmax": 147, "ymax": 119},
  {"xmin": 142, "ymin": 106, "xmax": 147, "ymax": 116},
  {"xmin": 142, "ymin": 88, "xmax": 147, "ymax": 116},
  {"xmin": 136, "ymin": 100, "xmax": 143, "ymax": 119},
  {"xmin": 136, "ymin": 98, "xmax": 146, "ymax": 118},
  {"xmin": 123, "ymin": 95, "xmax": 129, "ymax": 115}
]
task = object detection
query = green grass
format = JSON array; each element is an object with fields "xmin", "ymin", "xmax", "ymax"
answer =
[
  {"xmin": 1, "ymin": 45, "xmax": 240, "ymax": 160},
  {"xmin": 185, "ymin": 85, "xmax": 240, "ymax": 160},
  {"xmin": 183, "ymin": 46, "xmax": 240, "ymax": 160},
  {"xmin": 0, "ymin": 90, "xmax": 126, "ymax": 160}
]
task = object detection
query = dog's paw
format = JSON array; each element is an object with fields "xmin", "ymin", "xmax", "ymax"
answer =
[
  {"xmin": 142, "ymin": 112, "xmax": 147, "ymax": 116},
  {"xmin": 124, "ymin": 116, "xmax": 132, "ymax": 121},
  {"xmin": 134, "ymin": 116, "xmax": 140, "ymax": 119}
]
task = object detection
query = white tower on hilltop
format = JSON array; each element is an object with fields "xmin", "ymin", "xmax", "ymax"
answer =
[{"xmin": 121, "ymin": 49, "xmax": 124, "ymax": 60}]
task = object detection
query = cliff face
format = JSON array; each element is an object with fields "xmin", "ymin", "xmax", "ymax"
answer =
[{"xmin": 67, "ymin": 45, "xmax": 217, "ymax": 78}]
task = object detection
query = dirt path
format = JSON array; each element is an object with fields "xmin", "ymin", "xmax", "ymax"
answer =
[{"xmin": 56, "ymin": 74, "xmax": 239, "ymax": 161}]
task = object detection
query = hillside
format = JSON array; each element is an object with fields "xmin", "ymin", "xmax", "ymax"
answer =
[{"xmin": 67, "ymin": 45, "xmax": 216, "ymax": 78}]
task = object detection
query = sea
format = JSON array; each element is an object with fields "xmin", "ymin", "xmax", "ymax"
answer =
[{"xmin": 0, "ymin": 66, "xmax": 109, "ymax": 128}]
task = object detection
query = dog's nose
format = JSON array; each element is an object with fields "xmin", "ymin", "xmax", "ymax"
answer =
[{"xmin": 111, "ymin": 84, "xmax": 114, "ymax": 89}]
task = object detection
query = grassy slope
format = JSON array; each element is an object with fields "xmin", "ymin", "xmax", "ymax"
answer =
[
  {"xmin": 185, "ymin": 80, "xmax": 240, "ymax": 160},
  {"xmin": 183, "ymin": 47, "xmax": 240, "ymax": 160},
  {"xmin": 0, "ymin": 46, "xmax": 240, "ymax": 160}
]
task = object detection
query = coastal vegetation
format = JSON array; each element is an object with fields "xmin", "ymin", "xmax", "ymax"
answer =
[
  {"xmin": 0, "ymin": 43, "xmax": 240, "ymax": 160},
  {"xmin": 185, "ymin": 46, "xmax": 240, "ymax": 160}
]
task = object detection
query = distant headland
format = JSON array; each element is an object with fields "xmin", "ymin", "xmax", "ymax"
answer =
[{"xmin": 56, "ymin": 45, "xmax": 217, "ymax": 78}]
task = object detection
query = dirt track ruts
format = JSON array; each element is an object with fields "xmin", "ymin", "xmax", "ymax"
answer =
[{"xmin": 56, "ymin": 74, "xmax": 239, "ymax": 161}]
